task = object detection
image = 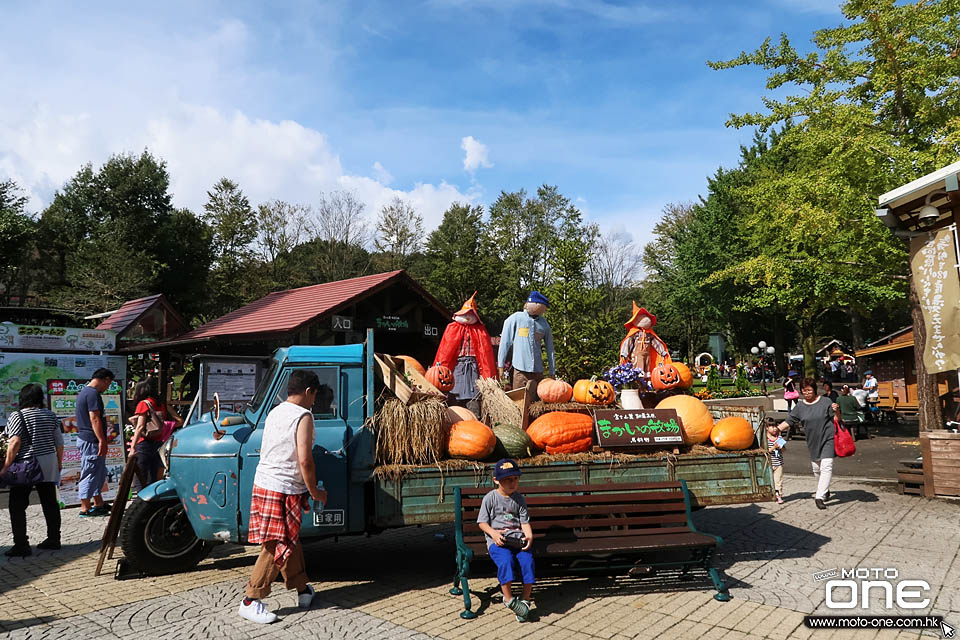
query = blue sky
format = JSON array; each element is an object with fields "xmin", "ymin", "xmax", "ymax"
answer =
[{"xmin": 0, "ymin": 0, "xmax": 842, "ymax": 247}]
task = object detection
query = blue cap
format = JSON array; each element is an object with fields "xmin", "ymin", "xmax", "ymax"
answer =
[
  {"xmin": 526, "ymin": 291, "xmax": 549, "ymax": 307},
  {"xmin": 864, "ymin": 370, "xmax": 872, "ymax": 375},
  {"xmin": 494, "ymin": 458, "xmax": 522, "ymax": 480}
]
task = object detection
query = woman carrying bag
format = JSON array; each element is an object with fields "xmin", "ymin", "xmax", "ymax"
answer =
[
  {"xmin": 1, "ymin": 384, "xmax": 64, "ymax": 556},
  {"xmin": 128, "ymin": 378, "xmax": 183, "ymax": 490},
  {"xmin": 777, "ymin": 378, "xmax": 840, "ymax": 511}
]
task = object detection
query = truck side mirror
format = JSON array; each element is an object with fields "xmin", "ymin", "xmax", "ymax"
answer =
[{"xmin": 212, "ymin": 392, "xmax": 226, "ymax": 440}]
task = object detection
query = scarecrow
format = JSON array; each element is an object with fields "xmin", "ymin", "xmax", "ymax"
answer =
[
  {"xmin": 497, "ymin": 291, "xmax": 555, "ymax": 397},
  {"xmin": 619, "ymin": 302, "xmax": 670, "ymax": 379},
  {"xmin": 433, "ymin": 292, "xmax": 497, "ymax": 412}
]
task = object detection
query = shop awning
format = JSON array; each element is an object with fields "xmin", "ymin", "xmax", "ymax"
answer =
[{"xmin": 854, "ymin": 341, "xmax": 914, "ymax": 358}]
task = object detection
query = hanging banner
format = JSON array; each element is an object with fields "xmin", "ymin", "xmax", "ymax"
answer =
[
  {"xmin": 910, "ymin": 228, "xmax": 960, "ymax": 373},
  {"xmin": 0, "ymin": 324, "xmax": 117, "ymax": 352}
]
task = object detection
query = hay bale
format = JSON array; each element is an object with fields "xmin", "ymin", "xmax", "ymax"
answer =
[
  {"xmin": 528, "ymin": 401, "xmax": 596, "ymax": 420},
  {"xmin": 476, "ymin": 377, "xmax": 522, "ymax": 428},
  {"xmin": 374, "ymin": 396, "xmax": 447, "ymax": 466}
]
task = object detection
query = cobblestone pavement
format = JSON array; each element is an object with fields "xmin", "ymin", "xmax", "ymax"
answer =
[{"xmin": 1, "ymin": 476, "xmax": 958, "ymax": 639}]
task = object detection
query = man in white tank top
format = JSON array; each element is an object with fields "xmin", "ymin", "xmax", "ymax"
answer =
[{"xmin": 239, "ymin": 370, "xmax": 327, "ymax": 624}]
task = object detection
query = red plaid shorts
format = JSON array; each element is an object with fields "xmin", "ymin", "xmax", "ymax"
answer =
[{"xmin": 248, "ymin": 484, "xmax": 307, "ymax": 567}]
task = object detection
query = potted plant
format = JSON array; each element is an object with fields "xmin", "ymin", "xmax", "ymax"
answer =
[{"xmin": 603, "ymin": 363, "xmax": 646, "ymax": 409}]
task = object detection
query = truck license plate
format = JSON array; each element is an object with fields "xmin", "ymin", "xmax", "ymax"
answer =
[{"xmin": 313, "ymin": 509, "xmax": 345, "ymax": 527}]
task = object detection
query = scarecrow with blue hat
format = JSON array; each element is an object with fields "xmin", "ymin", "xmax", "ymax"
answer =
[{"xmin": 497, "ymin": 291, "xmax": 555, "ymax": 398}]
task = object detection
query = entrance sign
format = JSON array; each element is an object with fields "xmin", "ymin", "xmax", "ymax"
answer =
[
  {"xmin": 332, "ymin": 315, "xmax": 353, "ymax": 331},
  {"xmin": 594, "ymin": 409, "xmax": 684, "ymax": 447},
  {"xmin": 910, "ymin": 229, "xmax": 960, "ymax": 373}
]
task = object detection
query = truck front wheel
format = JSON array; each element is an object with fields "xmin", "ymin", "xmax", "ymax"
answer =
[{"xmin": 120, "ymin": 497, "xmax": 214, "ymax": 575}]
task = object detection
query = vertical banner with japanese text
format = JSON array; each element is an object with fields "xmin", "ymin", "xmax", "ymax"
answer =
[{"xmin": 910, "ymin": 228, "xmax": 960, "ymax": 373}]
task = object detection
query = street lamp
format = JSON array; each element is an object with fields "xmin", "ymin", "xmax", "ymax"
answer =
[{"xmin": 751, "ymin": 341, "xmax": 776, "ymax": 390}]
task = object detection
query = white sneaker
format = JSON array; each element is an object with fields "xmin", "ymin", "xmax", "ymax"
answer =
[
  {"xmin": 298, "ymin": 584, "xmax": 315, "ymax": 609},
  {"xmin": 238, "ymin": 599, "xmax": 278, "ymax": 624}
]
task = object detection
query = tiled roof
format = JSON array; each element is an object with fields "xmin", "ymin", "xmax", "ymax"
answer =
[
  {"xmin": 95, "ymin": 294, "xmax": 164, "ymax": 332},
  {"xmin": 174, "ymin": 271, "xmax": 408, "ymax": 342}
]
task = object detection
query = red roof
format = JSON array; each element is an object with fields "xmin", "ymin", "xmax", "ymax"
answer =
[
  {"xmin": 96, "ymin": 294, "xmax": 165, "ymax": 332},
  {"xmin": 173, "ymin": 271, "xmax": 414, "ymax": 343}
]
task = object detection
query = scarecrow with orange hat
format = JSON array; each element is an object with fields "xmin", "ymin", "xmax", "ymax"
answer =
[
  {"xmin": 619, "ymin": 302, "xmax": 670, "ymax": 378},
  {"xmin": 433, "ymin": 292, "xmax": 497, "ymax": 411}
]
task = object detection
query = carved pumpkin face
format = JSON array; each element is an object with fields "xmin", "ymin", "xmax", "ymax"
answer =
[
  {"xmin": 573, "ymin": 378, "xmax": 615, "ymax": 405},
  {"xmin": 426, "ymin": 365, "xmax": 455, "ymax": 392},
  {"xmin": 651, "ymin": 363, "xmax": 681, "ymax": 391}
]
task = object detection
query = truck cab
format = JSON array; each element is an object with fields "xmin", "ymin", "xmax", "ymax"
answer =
[{"xmin": 120, "ymin": 341, "xmax": 376, "ymax": 574}]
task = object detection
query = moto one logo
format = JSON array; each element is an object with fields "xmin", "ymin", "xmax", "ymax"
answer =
[{"xmin": 825, "ymin": 568, "xmax": 930, "ymax": 609}]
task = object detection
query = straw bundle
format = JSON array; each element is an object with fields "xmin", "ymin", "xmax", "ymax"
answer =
[
  {"xmin": 476, "ymin": 377, "xmax": 522, "ymax": 428},
  {"xmin": 374, "ymin": 396, "xmax": 447, "ymax": 466},
  {"xmin": 528, "ymin": 401, "xmax": 596, "ymax": 420}
]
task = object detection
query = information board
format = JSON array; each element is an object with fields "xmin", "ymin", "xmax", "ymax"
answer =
[
  {"xmin": 594, "ymin": 408, "xmax": 684, "ymax": 448},
  {"xmin": 203, "ymin": 360, "xmax": 259, "ymax": 414},
  {"xmin": 0, "ymin": 324, "xmax": 117, "ymax": 352}
]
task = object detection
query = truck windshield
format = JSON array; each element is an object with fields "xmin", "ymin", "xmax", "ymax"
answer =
[{"xmin": 246, "ymin": 359, "xmax": 279, "ymax": 413}]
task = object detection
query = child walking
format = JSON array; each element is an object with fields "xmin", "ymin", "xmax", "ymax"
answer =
[
  {"xmin": 477, "ymin": 458, "xmax": 535, "ymax": 622},
  {"xmin": 767, "ymin": 417, "xmax": 786, "ymax": 504}
]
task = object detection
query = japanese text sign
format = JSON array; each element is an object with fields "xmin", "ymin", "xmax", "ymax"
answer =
[
  {"xmin": 910, "ymin": 229, "xmax": 960, "ymax": 373},
  {"xmin": 594, "ymin": 409, "xmax": 684, "ymax": 448}
]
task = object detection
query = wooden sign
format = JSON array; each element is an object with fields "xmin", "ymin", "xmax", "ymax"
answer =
[{"xmin": 594, "ymin": 409, "xmax": 684, "ymax": 448}]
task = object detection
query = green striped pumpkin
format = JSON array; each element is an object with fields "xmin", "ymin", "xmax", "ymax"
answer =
[{"xmin": 491, "ymin": 424, "xmax": 535, "ymax": 459}]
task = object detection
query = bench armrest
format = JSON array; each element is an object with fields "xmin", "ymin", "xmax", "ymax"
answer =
[{"xmin": 680, "ymin": 479, "xmax": 723, "ymax": 546}]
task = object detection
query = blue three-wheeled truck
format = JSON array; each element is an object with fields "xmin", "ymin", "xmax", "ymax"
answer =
[{"xmin": 119, "ymin": 332, "xmax": 774, "ymax": 574}]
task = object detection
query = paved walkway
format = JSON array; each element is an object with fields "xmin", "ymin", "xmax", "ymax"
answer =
[{"xmin": 1, "ymin": 476, "xmax": 958, "ymax": 639}]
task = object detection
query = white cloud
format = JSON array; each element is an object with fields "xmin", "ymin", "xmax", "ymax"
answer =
[
  {"xmin": 461, "ymin": 135, "xmax": 493, "ymax": 173},
  {"xmin": 371, "ymin": 161, "xmax": 394, "ymax": 185}
]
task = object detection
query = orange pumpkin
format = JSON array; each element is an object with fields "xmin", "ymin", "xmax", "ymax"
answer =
[
  {"xmin": 651, "ymin": 362, "xmax": 682, "ymax": 390},
  {"xmin": 425, "ymin": 365, "xmax": 455, "ymax": 392},
  {"xmin": 710, "ymin": 417, "xmax": 756, "ymax": 450},
  {"xmin": 572, "ymin": 377, "xmax": 615, "ymax": 405},
  {"xmin": 655, "ymin": 394, "xmax": 714, "ymax": 444},
  {"xmin": 396, "ymin": 355, "xmax": 426, "ymax": 376},
  {"xmin": 445, "ymin": 406, "xmax": 478, "ymax": 424},
  {"xmin": 447, "ymin": 420, "xmax": 496, "ymax": 459},
  {"xmin": 526, "ymin": 412, "xmax": 594, "ymax": 453},
  {"xmin": 673, "ymin": 362, "xmax": 694, "ymax": 389},
  {"xmin": 537, "ymin": 378, "xmax": 573, "ymax": 403}
]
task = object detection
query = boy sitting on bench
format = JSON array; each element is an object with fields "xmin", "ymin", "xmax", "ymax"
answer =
[{"xmin": 477, "ymin": 459, "xmax": 535, "ymax": 622}]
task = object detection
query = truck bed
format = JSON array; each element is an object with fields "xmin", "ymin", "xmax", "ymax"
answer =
[{"xmin": 372, "ymin": 451, "xmax": 774, "ymax": 528}]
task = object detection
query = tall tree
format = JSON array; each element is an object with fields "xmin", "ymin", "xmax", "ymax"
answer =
[
  {"xmin": 201, "ymin": 178, "xmax": 256, "ymax": 318},
  {"xmin": 0, "ymin": 180, "xmax": 36, "ymax": 301},
  {"xmin": 255, "ymin": 200, "xmax": 311, "ymax": 293},
  {"xmin": 307, "ymin": 190, "xmax": 372, "ymax": 283},
  {"xmin": 421, "ymin": 203, "xmax": 497, "ymax": 316},
  {"xmin": 374, "ymin": 197, "xmax": 423, "ymax": 271}
]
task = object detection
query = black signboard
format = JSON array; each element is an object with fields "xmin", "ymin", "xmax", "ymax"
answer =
[{"xmin": 594, "ymin": 409, "xmax": 684, "ymax": 448}]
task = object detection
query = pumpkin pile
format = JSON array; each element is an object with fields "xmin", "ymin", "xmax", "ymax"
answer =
[{"xmin": 655, "ymin": 394, "xmax": 714, "ymax": 444}]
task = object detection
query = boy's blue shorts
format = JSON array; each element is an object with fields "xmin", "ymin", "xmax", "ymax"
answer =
[{"xmin": 488, "ymin": 544, "xmax": 536, "ymax": 585}]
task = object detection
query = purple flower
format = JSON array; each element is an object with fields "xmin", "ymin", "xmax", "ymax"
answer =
[{"xmin": 603, "ymin": 363, "xmax": 644, "ymax": 390}]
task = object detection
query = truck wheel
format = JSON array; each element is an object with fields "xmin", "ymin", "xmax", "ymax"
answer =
[{"xmin": 120, "ymin": 497, "xmax": 213, "ymax": 575}]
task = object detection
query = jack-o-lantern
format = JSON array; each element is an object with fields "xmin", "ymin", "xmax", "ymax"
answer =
[
  {"xmin": 426, "ymin": 365, "xmax": 455, "ymax": 392},
  {"xmin": 651, "ymin": 362, "xmax": 682, "ymax": 391},
  {"xmin": 573, "ymin": 377, "xmax": 615, "ymax": 405}
]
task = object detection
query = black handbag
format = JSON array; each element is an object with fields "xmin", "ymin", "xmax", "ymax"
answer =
[
  {"xmin": 502, "ymin": 532, "xmax": 527, "ymax": 551},
  {"xmin": 0, "ymin": 411, "xmax": 44, "ymax": 487}
]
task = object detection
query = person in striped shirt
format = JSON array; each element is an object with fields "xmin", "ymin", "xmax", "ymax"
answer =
[
  {"xmin": 767, "ymin": 418, "xmax": 786, "ymax": 505},
  {"xmin": 2, "ymin": 384, "xmax": 64, "ymax": 556}
]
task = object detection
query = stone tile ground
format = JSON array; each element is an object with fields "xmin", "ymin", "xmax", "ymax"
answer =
[{"xmin": 1, "ymin": 476, "xmax": 958, "ymax": 639}]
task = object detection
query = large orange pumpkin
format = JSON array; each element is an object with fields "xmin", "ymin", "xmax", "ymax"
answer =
[
  {"xmin": 447, "ymin": 420, "xmax": 496, "ymax": 459},
  {"xmin": 572, "ymin": 377, "xmax": 615, "ymax": 405},
  {"xmin": 650, "ymin": 362, "xmax": 682, "ymax": 391},
  {"xmin": 710, "ymin": 417, "xmax": 756, "ymax": 450},
  {"xmin": 425, "ymin": 365, "xmax": 455, "ymax": 392},
  {"xmin": 396, "ymin": 355, "xmax": 426, "ymax": 376},
  {"xmin": 655, "ymin": 394, "xmax": 714, "ymax": 444},
  {"xmin": 526, "ymin": 411, "xmax": 594, "ymax": 454},
  {"xmin": 673, "ymin": 362, "xmax": 694, "ymax": 389},
  {"xmin": 537, "ymin": 378, "xmax": 573, "ymax": 403}
]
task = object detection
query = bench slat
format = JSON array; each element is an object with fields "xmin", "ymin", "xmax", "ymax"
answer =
[
  {"xmin": 456, "ymin": 481, "xmax": 683, "ymax": 497},
  {"xmin": 461, "ymin": 491, "xmax": 686, "ymax": 507},
  {"xmin": 462, "ymin": 526, "xmax": 695, "ymax": 545}
]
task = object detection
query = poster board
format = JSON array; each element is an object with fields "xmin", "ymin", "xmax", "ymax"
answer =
[
  {"xmin": 201, "ymin": 359, "xmax": 262, "ymax": 415},
  {"xmin": 0, "ymin": 352, "xmax": 126, "ymax": 506},
  {"xmin": 594, "ymin": 409, "xmax": 684, "ymax": 448}
]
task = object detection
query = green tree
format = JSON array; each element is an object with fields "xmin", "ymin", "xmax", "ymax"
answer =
[
  {"xmin": 254, "ymin": 200, "xmax": 311, "ymax": 294},
  {"xmin": 421, "ymin": 203, "xmax": 498, "ymax": 315},
  {"xmin": 0, "ymin": 180, "xmax": 35, "ymax": 300},
  {"xmin": 305, "ymin": 190, "xmax": 372, "ymax": 283},
  {"xmin": 201, "ymin": 178, "xmax": 256, "ymax": 318}
]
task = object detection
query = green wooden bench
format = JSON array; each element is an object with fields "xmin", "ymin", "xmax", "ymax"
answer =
[{"xmin": 450, "ymin": 480, "xmax": 730, "ymax": 619}]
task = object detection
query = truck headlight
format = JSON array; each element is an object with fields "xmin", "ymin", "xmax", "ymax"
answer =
[{"xmin": 161, "ymin": 437, "xmax": 174, "ymax": 471}]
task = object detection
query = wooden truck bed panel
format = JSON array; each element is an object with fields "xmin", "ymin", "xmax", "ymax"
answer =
[{"xmin": 373, "ymin": 453, "xmax": 773, "ymax": 527}]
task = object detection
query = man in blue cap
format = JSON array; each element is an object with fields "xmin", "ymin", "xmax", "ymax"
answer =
[{"xmin": 498, "ymin": 291, "xmax": 555, "ymax": 398}]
